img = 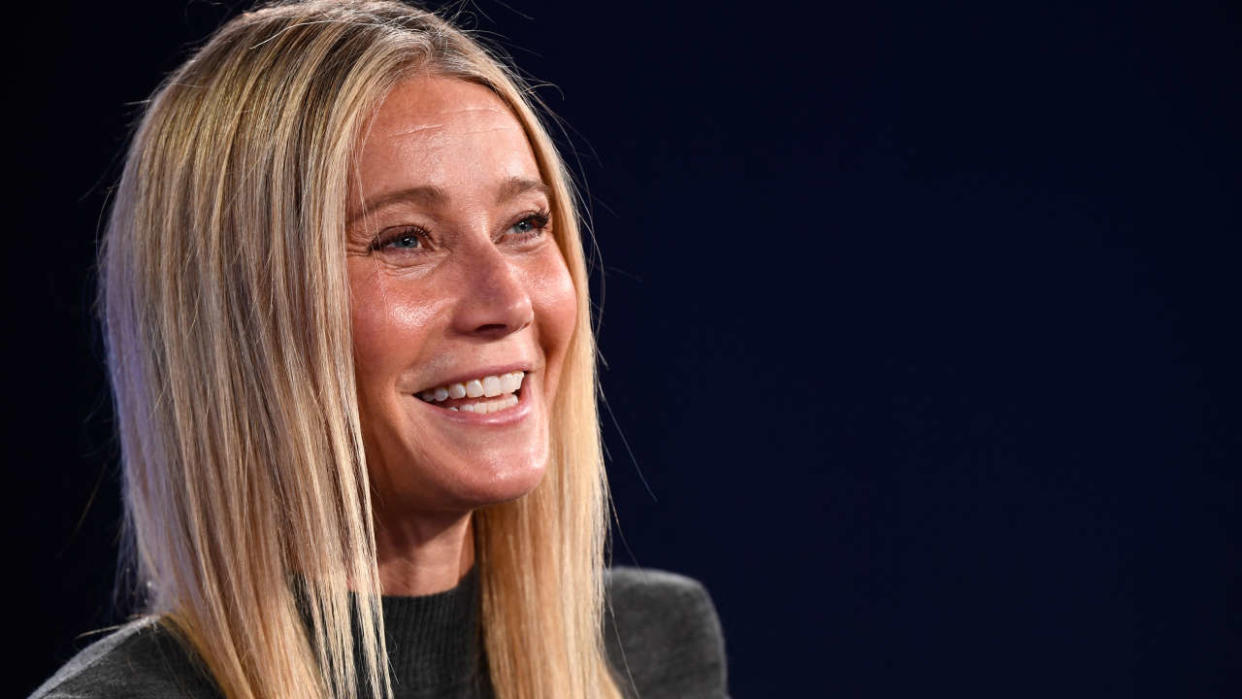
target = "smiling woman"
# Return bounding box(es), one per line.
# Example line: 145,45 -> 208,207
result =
29,2 -> 726,699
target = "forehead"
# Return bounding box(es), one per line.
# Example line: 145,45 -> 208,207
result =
355,75 -> 540,196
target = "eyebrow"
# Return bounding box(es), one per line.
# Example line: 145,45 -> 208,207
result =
348,176 -> 551,226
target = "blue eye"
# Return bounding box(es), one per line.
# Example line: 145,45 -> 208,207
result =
509,211 -> 551,238
371,227 -> 427,253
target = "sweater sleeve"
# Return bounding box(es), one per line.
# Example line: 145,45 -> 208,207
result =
603,567 -> 730,699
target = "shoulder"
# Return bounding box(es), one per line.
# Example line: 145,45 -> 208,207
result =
30,617 -> 219,699
603,567 -> 729,699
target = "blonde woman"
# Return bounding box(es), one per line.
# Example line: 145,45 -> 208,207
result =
31,1 -> 727,698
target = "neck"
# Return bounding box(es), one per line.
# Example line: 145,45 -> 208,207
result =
374,509 -> 476,596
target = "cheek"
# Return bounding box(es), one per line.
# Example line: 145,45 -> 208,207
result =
531,249 -> 579,392
348,265 -> 441,387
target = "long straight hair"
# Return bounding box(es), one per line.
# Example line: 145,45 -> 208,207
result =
100,2 -> 620,697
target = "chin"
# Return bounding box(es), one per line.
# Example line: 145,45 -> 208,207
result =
449,449 -> 548,509
368,435 -> 552,517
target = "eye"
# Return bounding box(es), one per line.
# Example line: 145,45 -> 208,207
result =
370,227 -> 429,253
388,233 -> 421,249
507,210 -> 551,240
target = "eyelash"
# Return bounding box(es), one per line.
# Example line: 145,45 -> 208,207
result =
368,209 -> 552,254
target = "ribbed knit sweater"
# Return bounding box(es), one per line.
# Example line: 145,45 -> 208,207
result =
30,567 -> 728,699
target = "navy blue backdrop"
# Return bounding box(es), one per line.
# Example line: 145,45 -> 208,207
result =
12,1 -> 1239,696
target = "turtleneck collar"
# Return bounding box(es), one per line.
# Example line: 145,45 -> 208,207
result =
380,564 -> 488,697
295,565 -> 490,698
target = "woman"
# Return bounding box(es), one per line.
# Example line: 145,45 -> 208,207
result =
31,1 -> 726,698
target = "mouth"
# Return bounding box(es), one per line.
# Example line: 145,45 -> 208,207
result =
415,370 -> 527,415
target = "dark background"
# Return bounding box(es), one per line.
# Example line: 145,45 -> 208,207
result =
11,1 -> 1239,696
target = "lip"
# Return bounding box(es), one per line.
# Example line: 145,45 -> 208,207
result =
410,372 -> 534,426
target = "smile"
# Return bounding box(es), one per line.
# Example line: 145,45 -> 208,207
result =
416,370 -> 526,414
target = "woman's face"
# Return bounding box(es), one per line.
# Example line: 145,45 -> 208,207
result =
347,75 -> 576,518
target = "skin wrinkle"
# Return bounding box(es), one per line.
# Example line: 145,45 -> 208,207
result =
386,125 -> 515,138
383,105 -> 511,139
386,123 -> 444,137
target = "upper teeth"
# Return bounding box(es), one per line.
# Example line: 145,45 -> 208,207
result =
419,371 -> 525,403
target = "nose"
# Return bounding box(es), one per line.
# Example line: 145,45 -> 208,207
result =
452,245 -> 534,339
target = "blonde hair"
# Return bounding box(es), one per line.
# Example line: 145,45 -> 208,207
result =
100,1 -> 619,697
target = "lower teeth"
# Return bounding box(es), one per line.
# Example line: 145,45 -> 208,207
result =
449,393 -> 519,414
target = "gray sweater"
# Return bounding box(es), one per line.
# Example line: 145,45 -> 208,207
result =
30,567 -> 728,699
